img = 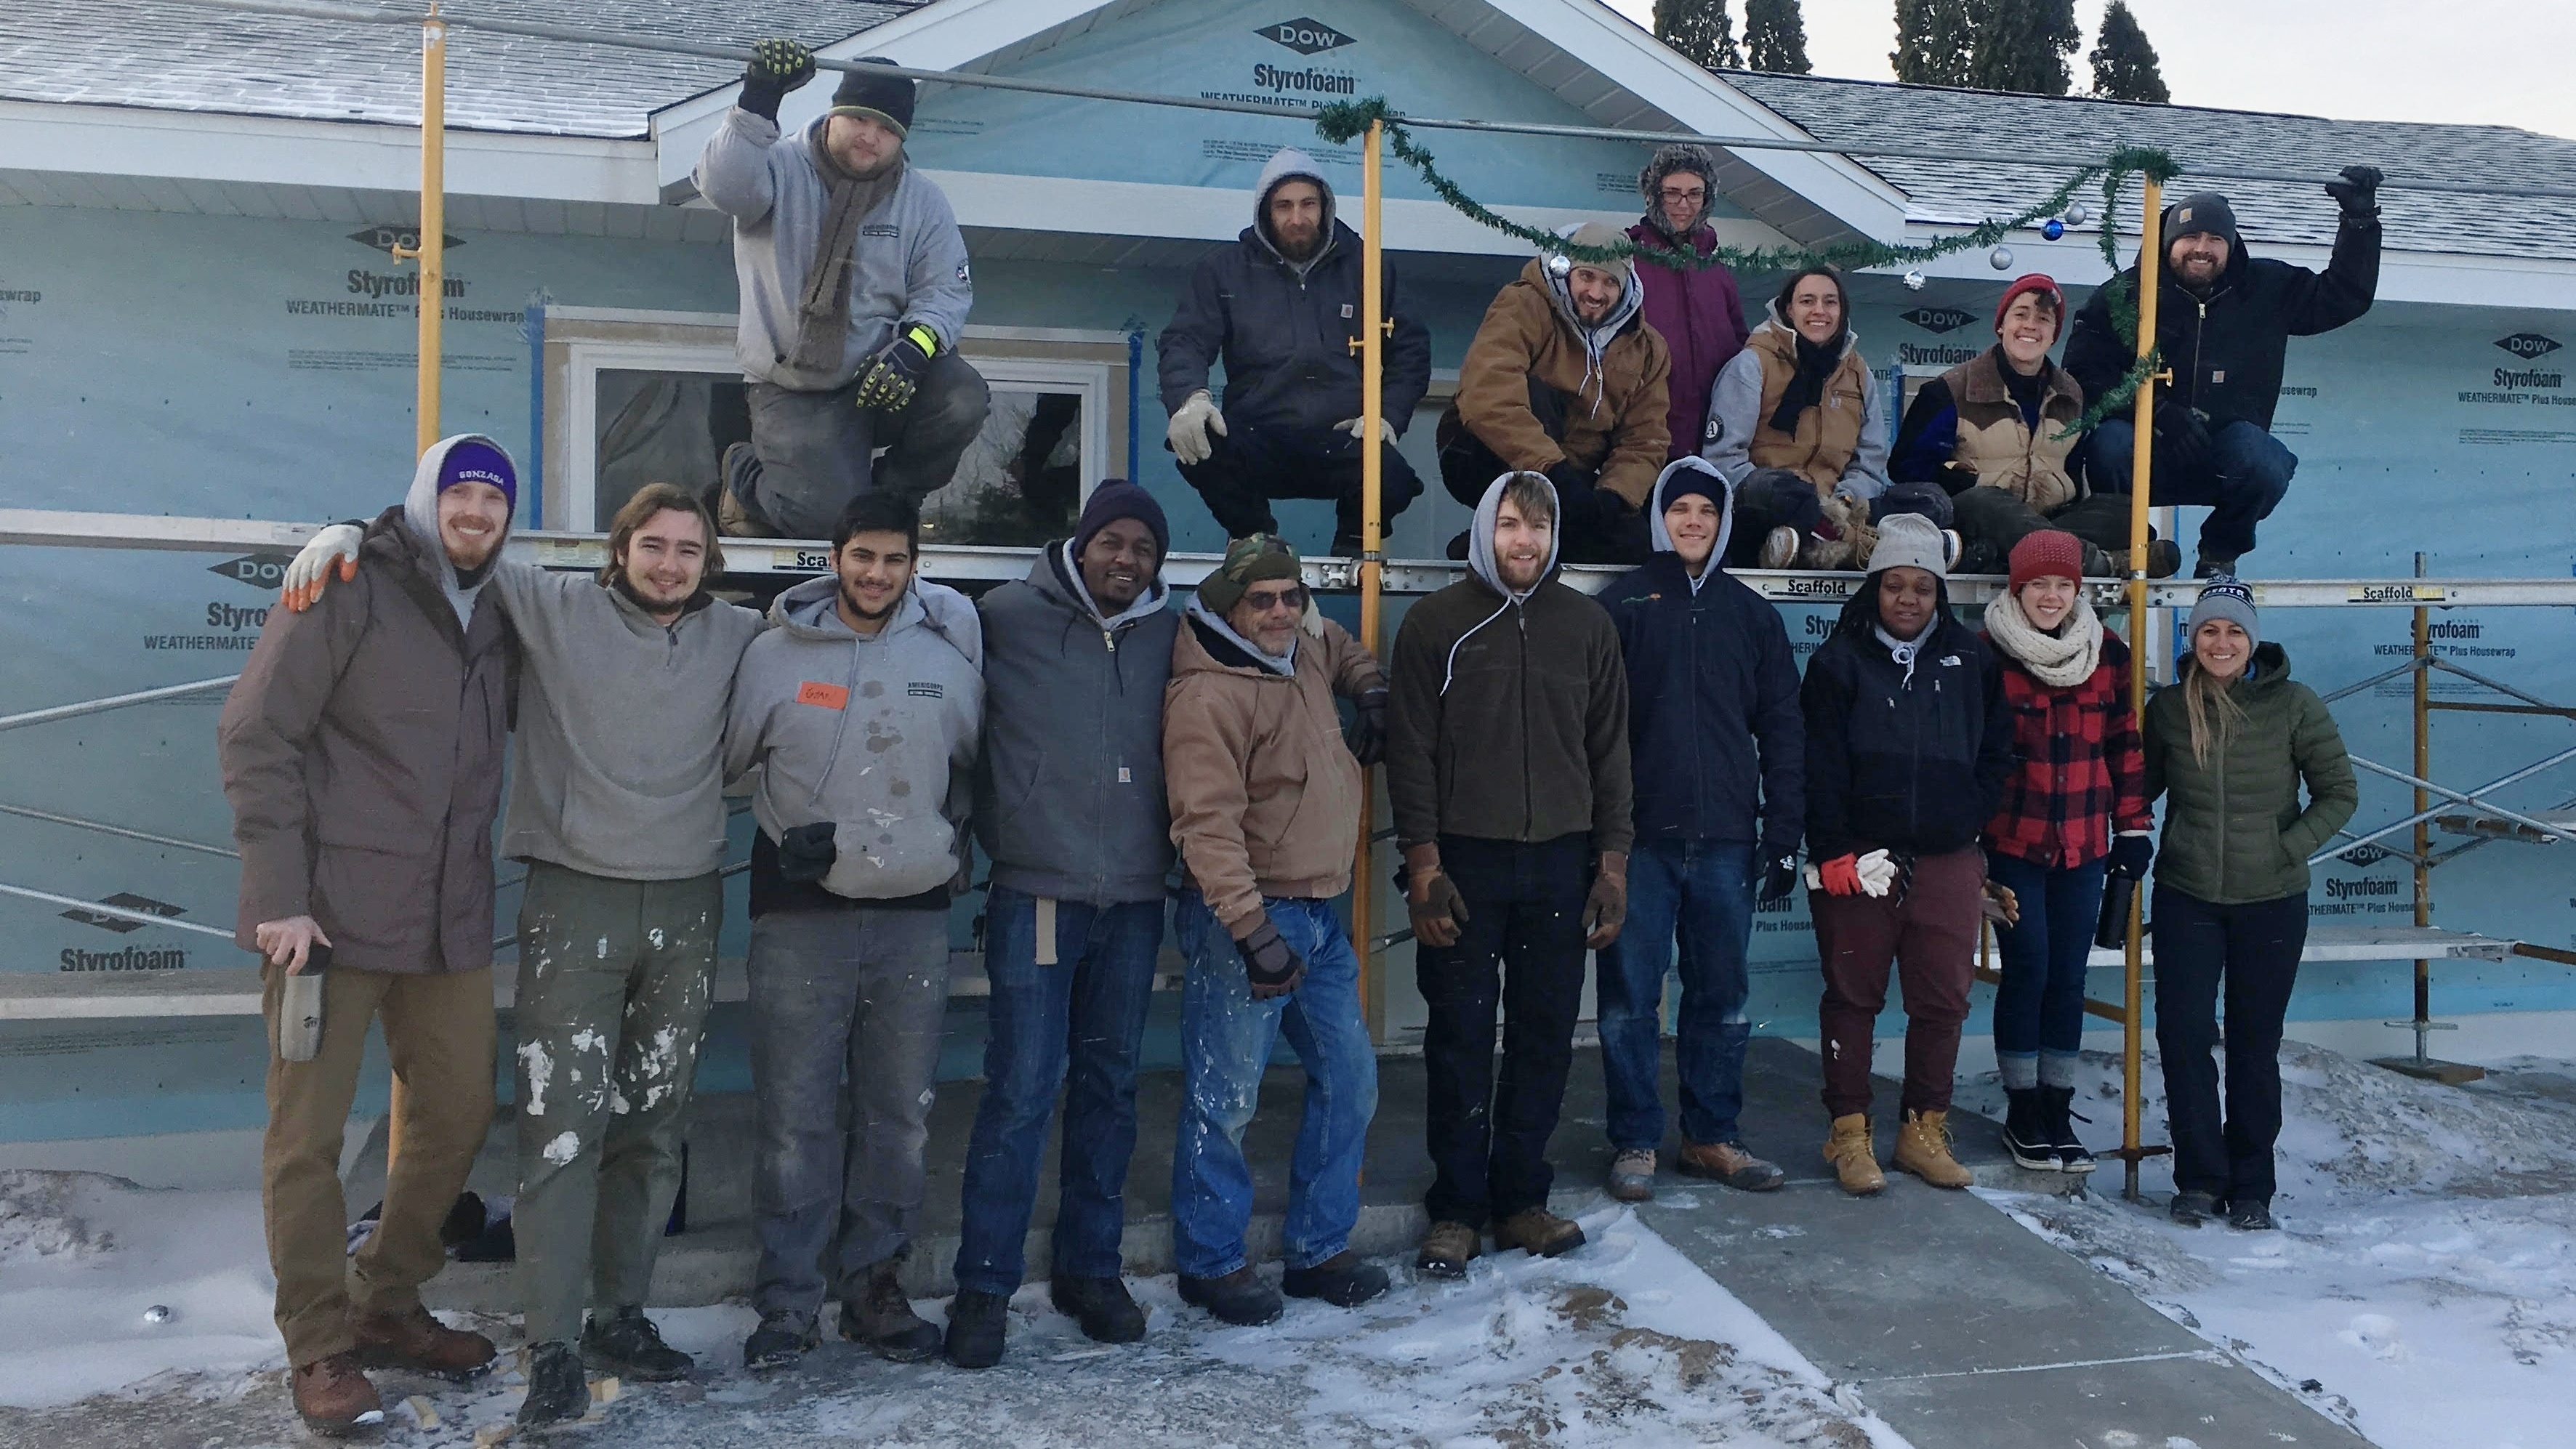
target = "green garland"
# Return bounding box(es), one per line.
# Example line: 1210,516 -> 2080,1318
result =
1312,96 -> 2181,438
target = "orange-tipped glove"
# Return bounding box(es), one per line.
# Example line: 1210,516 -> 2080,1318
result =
279,523 -> 364,611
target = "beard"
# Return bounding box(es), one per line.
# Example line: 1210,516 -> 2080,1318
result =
1271,223 -> 1322,262
840,580 -> 900,622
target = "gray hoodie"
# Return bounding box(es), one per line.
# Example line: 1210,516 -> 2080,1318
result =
724,576 -> 983,900
694,109 -> 974,392
401,434 -> 513,627
489,565 -> 765,881
974,544 -> 1180,905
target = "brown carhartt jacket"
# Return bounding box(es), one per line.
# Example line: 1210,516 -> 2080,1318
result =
1941,349 -> 2085,514
1444,257 -> 1672,510
1741,320 -> 1874,493
219,507 -> 516,973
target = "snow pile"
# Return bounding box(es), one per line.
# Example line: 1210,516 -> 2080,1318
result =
1961,1043 -> 2576,1449
0,1169 -> 112,1264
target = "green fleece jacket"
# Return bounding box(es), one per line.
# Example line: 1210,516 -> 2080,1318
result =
2142,643 -> 2357,905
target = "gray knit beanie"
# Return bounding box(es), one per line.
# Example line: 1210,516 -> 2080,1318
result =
1867,512 -> 1949,580
2186,575 -> 2259,648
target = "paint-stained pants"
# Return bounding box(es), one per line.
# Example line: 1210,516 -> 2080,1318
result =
746,906 -> 951,1320
510,863 -> 720,1344
737,352 -> 993,538
1811,846 -> 1984,1118
261,963 -> 495,1368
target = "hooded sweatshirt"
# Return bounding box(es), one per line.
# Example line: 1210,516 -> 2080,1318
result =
723,576 -> 983,912
1703,302 -> 1890,501
218,437 -> 518,973
1597,459 -> 1805,855
974,543 -> 1180,905
694,109 -> 974,392
1445,250 -> 1672,512
1156,146 -> 1431,435
1386,473 -> 1633,854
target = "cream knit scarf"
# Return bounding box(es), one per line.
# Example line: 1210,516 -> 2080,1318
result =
1984,589 -> 2103,687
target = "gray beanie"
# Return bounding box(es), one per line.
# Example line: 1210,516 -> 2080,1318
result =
2187,576 -> 2259,648
1867,512 -> 1949,580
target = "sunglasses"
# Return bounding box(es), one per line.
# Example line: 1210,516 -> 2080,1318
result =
1242,584 -> 1309,614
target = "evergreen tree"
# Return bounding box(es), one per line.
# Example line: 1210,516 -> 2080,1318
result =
1966,0 -> 2081,95
1891,0 -> 1974,87
2089,1 -> 2171,102
1742,0 -> 1812,73
1655,0 -> 1742,70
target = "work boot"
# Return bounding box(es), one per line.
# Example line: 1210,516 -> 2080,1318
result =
1676,1140 -> 1787,1192
2193,550 -> 2238,580
943,1291 -> 1009,1370
1050,1275 -> 1147,1344
1444,529 -> 1471,561
1416,1220 -> 1481,1280
2145,538 -> 2183,578
2002,1087 -> 2057,1171
2168,1190 -> 2219,1227
1177,1266 -> 1282,1327
1893,1108 -> 1974,1189
840,1259 -> 943,1363
1939,528 -> 1965,571
741,1311 -> 818,1371
1493,1208 -> 1585,1259
580,1305 -> 693,1383
291,1351 -> 384,1437
1281,1251 -> 1391,1308
1822,1113 -> 1885,1196
2226,1197 -> 2277,1232
2039,1086 -> 2097,1174
1606,1147 -> 1657,1202
1758,525 -> 1800,570
515,1340 -> 590,1433
351,1302 -> 496,1380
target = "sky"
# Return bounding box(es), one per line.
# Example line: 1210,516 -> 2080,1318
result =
1601,0 -> 2576,140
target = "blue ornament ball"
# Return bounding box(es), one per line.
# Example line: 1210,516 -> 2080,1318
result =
2042,219 -> 2066,241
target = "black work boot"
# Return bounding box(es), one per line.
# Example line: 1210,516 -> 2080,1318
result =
2226,1197 -> 2277,1231
1178,1266 -> 1282,1327
1280,1251 -> 1390,1308
2169,1190 -> 2220,1227
741,1311 -> 818,1371
943,1291 -> 1010,1370
1050,1275 -> 1147,1344
580,1306 -> 693,1383
2002,1086 -> 2056,1171
840,1259 -> 943,1363
515,1340 -> 590,1432
2039,1086 -> 2097,1174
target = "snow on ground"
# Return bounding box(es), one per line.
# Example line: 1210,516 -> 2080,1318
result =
1959,1043 -> 2576,1449
0,1191 -> 1910,1448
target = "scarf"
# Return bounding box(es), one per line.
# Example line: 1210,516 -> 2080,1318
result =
1768,329 -> 1847,435
789,132 -> 908,379
1984,590 -> 2104,688
1874,623 -> 1925,688
1997,351 -> 2051,430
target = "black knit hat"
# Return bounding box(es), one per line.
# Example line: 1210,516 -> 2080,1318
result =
829,56 -> 914,136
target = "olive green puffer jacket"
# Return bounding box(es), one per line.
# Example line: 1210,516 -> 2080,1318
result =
2142,643 -> 2357,905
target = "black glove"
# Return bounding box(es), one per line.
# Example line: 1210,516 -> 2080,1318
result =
1935,460 -> 1980,497
1346,688 -> 1388,767
2154,398 -> 2213,470
1236,917 -> 1307,1000
1545,461 -> 1598,506
1754,853 -> 1799,905
855,330 -> 934,413
2325,164 -> 2383,221
738,39 -> 816,122
2108,833 -> 2155,881
778,821 -> 837,884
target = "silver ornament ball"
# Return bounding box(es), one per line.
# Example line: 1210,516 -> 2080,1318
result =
1902,269 -> 1928,291
2064,202 -> 2090,227
142,1304 -> 172,1325
1989,246 -> 2015,271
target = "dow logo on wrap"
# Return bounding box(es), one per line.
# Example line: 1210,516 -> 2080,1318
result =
1256,17 -> 1354,54
347,226 -> 465,255
209,554 -> 294,592
2495,333 -> 2563,360
1901,307 -> 1976,335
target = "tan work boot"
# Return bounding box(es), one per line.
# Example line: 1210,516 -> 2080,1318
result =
291,1351 -> 384,1437
1676,1140 -> 1787,1192
1892,1108 -> 1974,1190
1606,1147 -> 1658,1202
1493,1208 -> 1585,1259
717,480 -> 780,538
352,1302 -> 496,1380
1417,1219 -> 1481,1279
1822,1113 -> 1885,1196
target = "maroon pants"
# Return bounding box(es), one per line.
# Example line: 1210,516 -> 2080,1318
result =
1811,846 -> 1984,1118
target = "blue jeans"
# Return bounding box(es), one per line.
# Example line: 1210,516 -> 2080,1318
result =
1170,892 -> 1377,1279
951,887 -> 1164,1297
1596,839 -> 1755,1151
2085,418 -> 2295,562
1984,852 -> 2108,1092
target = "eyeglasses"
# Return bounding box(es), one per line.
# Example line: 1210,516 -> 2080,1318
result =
1659,185 -> 1707,203
1242,584 -> 1309,614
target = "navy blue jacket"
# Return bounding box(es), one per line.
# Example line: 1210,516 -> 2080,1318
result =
1597,552 -> 1804,858
1800,607 -> 2011,861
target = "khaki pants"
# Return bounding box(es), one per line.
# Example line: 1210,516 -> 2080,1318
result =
261,963 -> 495,1367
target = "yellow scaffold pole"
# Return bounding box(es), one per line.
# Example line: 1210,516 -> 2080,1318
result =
1351,118 -> 1388,1039
2122,176 -> 2166,1203
392,1 -> 446,454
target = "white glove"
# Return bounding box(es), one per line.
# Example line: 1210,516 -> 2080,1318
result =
1335,416 -> 1397,449
281,523 -> 365,611
1167,390 -> 1226,467
1854,848 -> 1898,898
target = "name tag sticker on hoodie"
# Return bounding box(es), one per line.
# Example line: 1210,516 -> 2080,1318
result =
796,681 -> 850,711
907,682 -> 945,699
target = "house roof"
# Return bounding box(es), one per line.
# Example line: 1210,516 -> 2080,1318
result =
1724,70 -> 2576,264
0,0 -> 917,138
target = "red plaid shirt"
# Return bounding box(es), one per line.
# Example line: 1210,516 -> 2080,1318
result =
1982,632 -> 2150,868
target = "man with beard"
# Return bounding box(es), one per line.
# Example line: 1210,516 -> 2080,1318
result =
1159,147 -> 1432,557
1626,145 -> 1750,462
697,41 -> 989,538
220,435 -> 519,1435
273,482 -> 765,1429
1437,225 -> 1670,565
723,493 -> 983,1371
2065,171 -> 2383,576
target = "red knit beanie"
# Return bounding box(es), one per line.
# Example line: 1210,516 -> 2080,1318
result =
2008,529 -> 2085,592
1994,273 -> 2065,334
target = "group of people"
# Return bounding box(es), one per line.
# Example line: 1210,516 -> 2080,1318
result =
212,44 -> 2368,1440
